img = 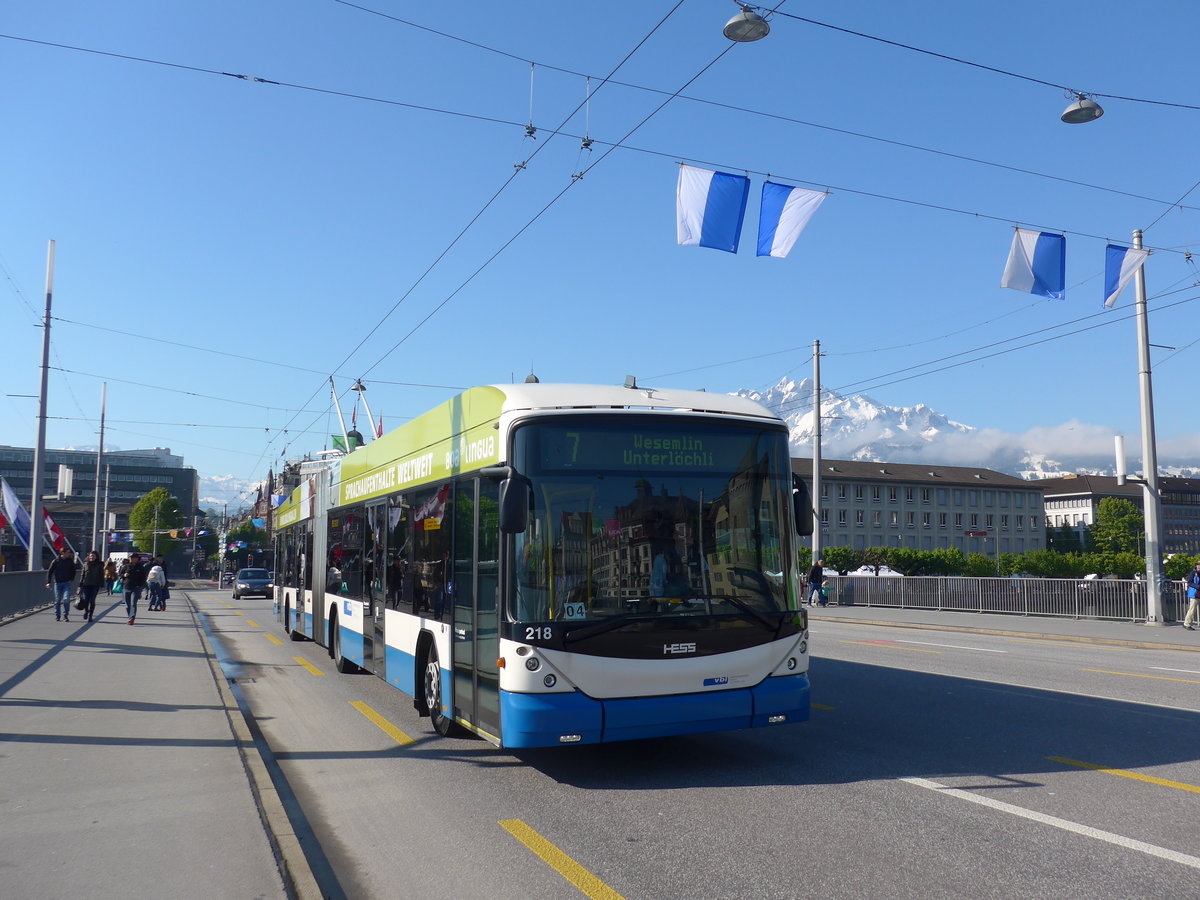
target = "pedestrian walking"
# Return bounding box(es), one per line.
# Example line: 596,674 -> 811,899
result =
1184,563 -> 1200,631
807,559 -> 825,607
79,551 -> 104,622
120,554 -> 148,625
45,547 -> 78,622
147,561 -> 166,611
103,557 -> 118,595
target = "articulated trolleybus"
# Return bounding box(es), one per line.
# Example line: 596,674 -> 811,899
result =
273,381 -> 813,748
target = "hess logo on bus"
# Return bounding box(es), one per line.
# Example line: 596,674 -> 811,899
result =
663,642 -> 697,655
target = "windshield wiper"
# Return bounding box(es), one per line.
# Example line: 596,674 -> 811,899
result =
693,593 -> 783,632
561,613 -> 654,643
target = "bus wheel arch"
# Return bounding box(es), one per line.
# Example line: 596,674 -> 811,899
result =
329,609 -> 358,674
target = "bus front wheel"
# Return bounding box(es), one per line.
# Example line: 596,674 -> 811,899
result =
423,644 -> 460,737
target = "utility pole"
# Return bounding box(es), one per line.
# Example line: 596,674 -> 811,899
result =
1132,229 -> 1165,624
811,339 -> 823,565
28,240 -> 54,571
91,382 -> 106,553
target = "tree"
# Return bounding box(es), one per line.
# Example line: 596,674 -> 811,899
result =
963,552 -> 998,577
129,488 -> 182,557
1089,497 -> 1143,555
822,546 -> 860,575
226,519 -> 270,569
1047,524 -> 1083,554
1165,554 -> 1198,580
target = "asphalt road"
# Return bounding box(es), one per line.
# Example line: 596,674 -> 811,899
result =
194,586 -> 1200,900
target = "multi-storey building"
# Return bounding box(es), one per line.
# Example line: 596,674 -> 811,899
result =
793,457 -> 1045,556
0,445 -> 199,567
1037,473 -> 1200,554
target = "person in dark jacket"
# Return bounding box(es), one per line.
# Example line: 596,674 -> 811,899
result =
79,551 -> 104,622
120,555 -> 149,625
807,559 -> 826,607
46,547 -> 78,622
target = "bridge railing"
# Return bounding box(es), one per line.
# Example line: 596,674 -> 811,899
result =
823,575 -> 1186,623
0,571 -> 54,620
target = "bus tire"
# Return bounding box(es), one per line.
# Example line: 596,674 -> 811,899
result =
424,643 -> 462,737
331,612 -> 358,674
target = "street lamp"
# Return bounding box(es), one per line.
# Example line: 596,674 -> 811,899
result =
723,5 -> 770,42
1061,93 -> 1104,124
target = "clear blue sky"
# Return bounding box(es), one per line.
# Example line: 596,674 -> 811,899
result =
3,1 -> 1198,505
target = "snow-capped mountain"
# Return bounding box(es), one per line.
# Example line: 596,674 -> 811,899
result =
738,378 -> 1199,480
199,474 -> 258,511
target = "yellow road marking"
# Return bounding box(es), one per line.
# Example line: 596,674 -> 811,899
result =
233,611 -> 244,616
838,640 -> 941,654
265,634 -> 282,645
350,700 -> 415,746
1009,638 -> 1126,651
499,819 -> 624,900
1083,668 -> 1200,685
294,656 -> 324,676
812,703 -> 837,711
246,619 -> 259,628
1048,756 -> 1200,795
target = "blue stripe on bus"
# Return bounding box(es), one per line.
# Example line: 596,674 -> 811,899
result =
339,623 -> 364,667
304,611 -> 313,638
385,645 -> 417,695
498,674 -> 810,748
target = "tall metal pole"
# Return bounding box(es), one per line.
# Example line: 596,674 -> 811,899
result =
101,464 -> 111,553
91,382 -> 106,552
28,240 -> 54,571
811,340 -> 822,565
1133,229 -> 1165,623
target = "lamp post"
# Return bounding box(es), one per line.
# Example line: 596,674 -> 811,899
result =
1113,229 -> 1165,624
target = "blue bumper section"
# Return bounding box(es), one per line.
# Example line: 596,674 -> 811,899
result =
498,674 -> 810,748
386,646 -> 417,695
340,624 -> 364,667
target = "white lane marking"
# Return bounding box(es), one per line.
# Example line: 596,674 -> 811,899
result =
1151,667 -> 1200,675
902,776 -> 1200,870
891,640 -> 1006,653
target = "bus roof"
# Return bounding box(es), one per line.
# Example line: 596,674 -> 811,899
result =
486,382 -> 778,421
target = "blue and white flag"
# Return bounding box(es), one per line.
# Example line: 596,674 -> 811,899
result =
1000,228 -> 1065,299
756,182 -> 826,258
1103,244 -> 1149,308
0,476 -> 32,551
676,164 -> 750,253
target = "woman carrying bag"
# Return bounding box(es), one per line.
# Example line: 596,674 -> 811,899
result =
78,551 -> 104,622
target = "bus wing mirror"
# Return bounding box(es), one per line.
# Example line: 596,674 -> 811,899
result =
482,466 -> 530,534
498,478 -> 529,534
792,474 -> 813,536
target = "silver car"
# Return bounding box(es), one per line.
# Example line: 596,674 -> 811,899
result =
233,567 -> 273,600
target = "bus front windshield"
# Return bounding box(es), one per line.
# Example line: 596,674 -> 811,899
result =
508,418 -> 795,624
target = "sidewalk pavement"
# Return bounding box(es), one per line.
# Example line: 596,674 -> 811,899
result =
807,601 -> 1200,652
0,584 -> 310,899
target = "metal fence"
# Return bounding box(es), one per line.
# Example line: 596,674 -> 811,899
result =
0,571 -> 54,620
824,575 -> 1187,623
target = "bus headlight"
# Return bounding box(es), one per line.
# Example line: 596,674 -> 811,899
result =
786,657 -> 798,671
798,640 -> 808,655
543,674 -> 556,688
525,657 -> 541,671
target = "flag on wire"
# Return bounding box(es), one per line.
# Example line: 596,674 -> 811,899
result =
0,476 -> 33,551
756,182 -> 826,258
1103,244 -> 1149,308
1000,228 -> 1066,299
676,164 -> 751,253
